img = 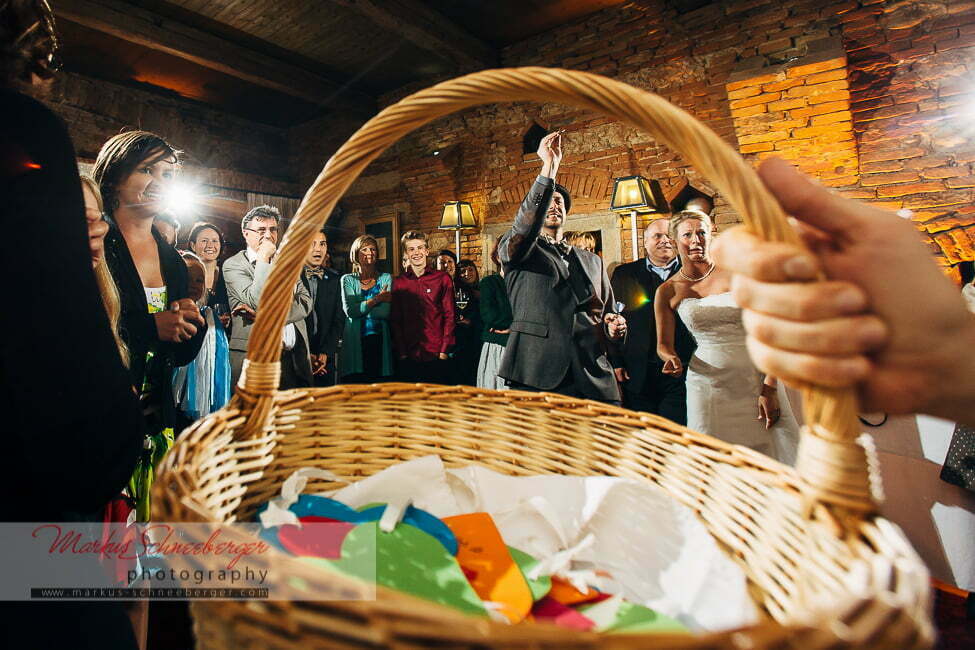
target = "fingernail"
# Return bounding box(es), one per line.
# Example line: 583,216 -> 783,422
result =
782,255 -> 816,280
835,289 -> 865,313
858,321 -> 887,349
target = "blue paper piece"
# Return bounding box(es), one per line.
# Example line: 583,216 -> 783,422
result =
256,496 -> 457,556
256,495 -> 369,551
358,504 -> 458,556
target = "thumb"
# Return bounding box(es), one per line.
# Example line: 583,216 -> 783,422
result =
758,157 -> 868,235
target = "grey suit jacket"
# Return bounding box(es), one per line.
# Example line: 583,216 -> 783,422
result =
222,249 -> 313,368
498,175 -> 621,402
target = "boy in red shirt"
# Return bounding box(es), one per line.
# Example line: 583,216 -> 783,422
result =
391,230 -> 455,383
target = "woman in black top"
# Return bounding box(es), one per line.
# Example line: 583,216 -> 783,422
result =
93,131 -> 206,521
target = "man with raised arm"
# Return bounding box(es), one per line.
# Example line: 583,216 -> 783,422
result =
498,131 -> 627,404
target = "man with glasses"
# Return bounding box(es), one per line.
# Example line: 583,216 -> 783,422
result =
223,205 -> 313,388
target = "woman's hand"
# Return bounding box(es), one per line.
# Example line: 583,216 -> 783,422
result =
155,299 -> 205,342
661,354 -> 683,376
758,384 -> 781,429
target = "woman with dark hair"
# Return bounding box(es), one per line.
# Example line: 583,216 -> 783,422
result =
93,130 -> 207,521
477,242 -> 513,389
340,234 -> 393,382
452,259 -> 483,385
477,239 -> 514,390
187,221 -> 231,323
1,2 -> 143,647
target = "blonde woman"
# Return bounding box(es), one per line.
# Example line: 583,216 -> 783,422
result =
655,210 -> 799,465
340,235 -> 393,382
80,175 -> 127,364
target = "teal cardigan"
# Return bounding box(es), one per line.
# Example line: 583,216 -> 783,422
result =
339,272 -> 393,378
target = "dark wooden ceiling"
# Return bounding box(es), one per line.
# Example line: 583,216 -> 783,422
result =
53,0 -> 632,127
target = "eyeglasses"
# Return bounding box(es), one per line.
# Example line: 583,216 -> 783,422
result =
244,227 -> 279,236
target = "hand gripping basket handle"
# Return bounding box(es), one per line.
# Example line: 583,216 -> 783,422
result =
236,67 -> 878,522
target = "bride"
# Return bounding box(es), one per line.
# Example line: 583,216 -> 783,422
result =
654,211 -> 799,465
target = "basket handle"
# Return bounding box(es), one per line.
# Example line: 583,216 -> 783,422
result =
236,67 -> 877,522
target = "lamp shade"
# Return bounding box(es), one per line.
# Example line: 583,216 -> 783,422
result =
610,175 -> 668,213
439,201 -> 477,229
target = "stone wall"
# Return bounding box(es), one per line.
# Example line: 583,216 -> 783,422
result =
299,0 -> 975,281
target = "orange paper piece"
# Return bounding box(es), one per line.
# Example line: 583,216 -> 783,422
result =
549,575 -> 605,606
443,513 -> 533,624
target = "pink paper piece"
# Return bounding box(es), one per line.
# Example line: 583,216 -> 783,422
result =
279,516 -> 355,559
531,596 -> 595,631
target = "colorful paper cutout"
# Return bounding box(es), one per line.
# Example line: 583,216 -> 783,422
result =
303,520 -> 487,618
580,596 -> 688,634
278,516 -> 355,559
507,546 -> 552,602
359,504 -> 458,555
442,513 -> 533,624
549,575 -> 606,606
531,595 -> 595,631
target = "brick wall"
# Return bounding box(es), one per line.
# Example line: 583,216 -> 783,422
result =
301,0 -> 975,282
30,70 -> 299,204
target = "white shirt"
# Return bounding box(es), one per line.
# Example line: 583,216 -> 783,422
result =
647,257 -> 679,282
245,248 -> 296,350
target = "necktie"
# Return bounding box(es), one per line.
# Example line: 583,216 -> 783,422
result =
305,266 -> 325,280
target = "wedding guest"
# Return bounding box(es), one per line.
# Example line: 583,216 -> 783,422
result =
392,231 -> 455,383
153,211 -> 179,247
498,131 -> 626,403
93,130 -> 207,521
567,231 -> 597,253
436,248 -> 457,279
452,259 -> 483,385
81,175 -> 128,363
941,263 -> 975,491
1,3 -> 143,647
655,210 -> 799,464
304,229 -> 345,386
611,219 -> 694,424
171,251 -> 231,420
187,222 -> 230,328
223,205 -> 313,389
339,235 -> 393,383
477,242 -> 513,389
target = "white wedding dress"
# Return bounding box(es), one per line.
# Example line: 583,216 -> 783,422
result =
677,292 -> 799,465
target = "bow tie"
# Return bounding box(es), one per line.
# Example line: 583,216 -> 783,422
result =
539,235 -> 570,256
304,267 -> 325,280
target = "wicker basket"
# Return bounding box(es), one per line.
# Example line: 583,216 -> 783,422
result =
154,67 -> 934,649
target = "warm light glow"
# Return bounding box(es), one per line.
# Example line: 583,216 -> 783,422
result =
439,201 -> 477,229
610,175 -> 666,213
164,181 -> 201,216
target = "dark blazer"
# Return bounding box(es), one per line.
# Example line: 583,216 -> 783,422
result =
300,266 -> 344,356
498,174 -> 621,402
104,222 -> 207,430
611,258 -> 696,393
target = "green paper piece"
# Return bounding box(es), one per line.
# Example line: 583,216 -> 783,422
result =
507,545 -> 552,602
302,521 -> 487,618
580,598 -> 688,634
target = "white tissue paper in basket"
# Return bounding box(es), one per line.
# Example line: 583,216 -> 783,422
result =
324,455 -> 758,632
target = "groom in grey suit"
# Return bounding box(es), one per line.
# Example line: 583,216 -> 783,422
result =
223,205 -> 313,389
499,131 -> 627,404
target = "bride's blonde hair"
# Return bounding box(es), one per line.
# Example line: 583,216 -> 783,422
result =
80,175 -> 128,366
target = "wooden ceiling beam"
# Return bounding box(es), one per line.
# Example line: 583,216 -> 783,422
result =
330,0 -> 497,70
55,0 -> 376,115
